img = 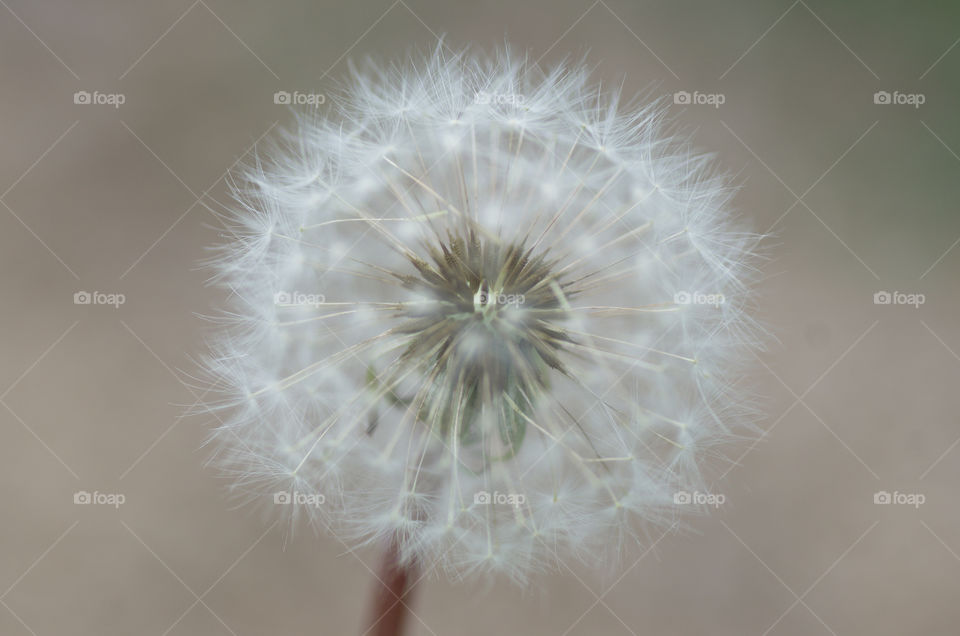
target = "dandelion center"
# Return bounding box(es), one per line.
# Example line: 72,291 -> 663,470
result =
373,228 -> 575,452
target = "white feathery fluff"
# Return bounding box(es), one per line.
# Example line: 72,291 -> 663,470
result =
202,44 -> 763,582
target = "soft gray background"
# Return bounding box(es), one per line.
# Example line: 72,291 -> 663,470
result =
1,1 -> 958,634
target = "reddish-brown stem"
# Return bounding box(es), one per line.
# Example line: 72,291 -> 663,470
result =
364,537 -> 418,636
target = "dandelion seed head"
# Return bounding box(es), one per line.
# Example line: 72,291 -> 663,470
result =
203,43 -> 763,581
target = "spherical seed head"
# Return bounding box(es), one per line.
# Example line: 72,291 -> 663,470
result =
204,44 -> 763,581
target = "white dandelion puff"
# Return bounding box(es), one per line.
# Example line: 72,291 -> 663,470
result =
201,44 -> 763,582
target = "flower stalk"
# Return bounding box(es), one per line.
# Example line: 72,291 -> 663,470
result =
365,538 -> 418,636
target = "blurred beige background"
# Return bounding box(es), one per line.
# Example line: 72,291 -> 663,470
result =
2,1 -> 959,634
